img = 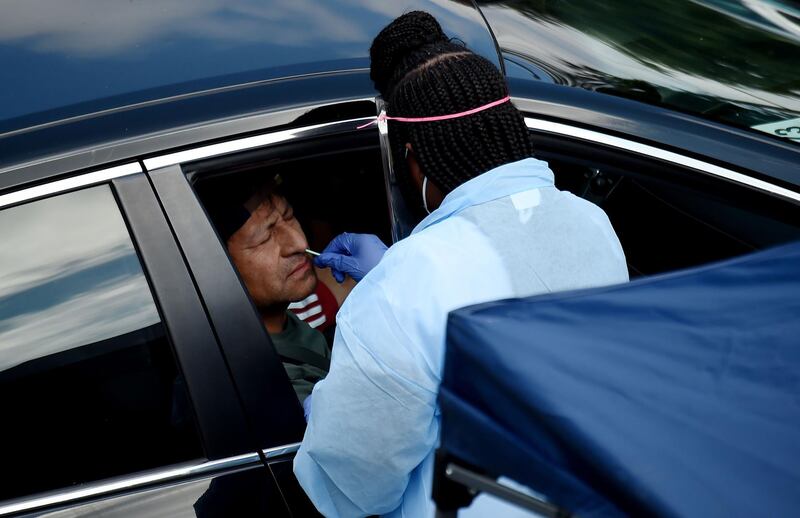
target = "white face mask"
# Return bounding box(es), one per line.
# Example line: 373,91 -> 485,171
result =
422,176 -> 431,214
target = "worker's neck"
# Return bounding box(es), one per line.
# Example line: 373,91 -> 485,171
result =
261,304 -> 290,334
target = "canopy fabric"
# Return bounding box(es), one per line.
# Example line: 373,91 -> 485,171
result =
439,241 -> 800,518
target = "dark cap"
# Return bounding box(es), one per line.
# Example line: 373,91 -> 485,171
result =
203,174 -> 281,244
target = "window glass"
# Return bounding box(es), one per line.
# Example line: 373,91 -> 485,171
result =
0,185 -> 203,501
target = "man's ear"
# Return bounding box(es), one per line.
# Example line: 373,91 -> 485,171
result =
405,143 -> 424,192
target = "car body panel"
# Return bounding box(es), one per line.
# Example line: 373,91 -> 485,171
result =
0,0 -> 499,173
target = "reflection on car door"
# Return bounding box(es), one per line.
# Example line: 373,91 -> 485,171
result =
0,170 -> 289,516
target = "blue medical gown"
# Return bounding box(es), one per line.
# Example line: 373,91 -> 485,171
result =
294,158 -> 630,517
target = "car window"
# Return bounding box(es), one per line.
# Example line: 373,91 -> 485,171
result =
190,144 -> 390,405
0,185 -> 203,502
529,139 -> 800,277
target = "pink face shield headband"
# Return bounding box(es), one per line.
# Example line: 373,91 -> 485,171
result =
356,95 -> 511,129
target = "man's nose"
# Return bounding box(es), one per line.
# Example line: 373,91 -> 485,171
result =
279,223 -> 308,255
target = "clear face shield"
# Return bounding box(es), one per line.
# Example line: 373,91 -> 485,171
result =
373,97 -> 418,242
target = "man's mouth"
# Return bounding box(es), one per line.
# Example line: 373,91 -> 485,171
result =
288,257 -> 311,277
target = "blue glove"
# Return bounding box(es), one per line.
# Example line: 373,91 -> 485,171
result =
314,232 -> 388,282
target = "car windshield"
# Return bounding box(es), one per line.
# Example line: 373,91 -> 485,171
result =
481,0 -> 800,145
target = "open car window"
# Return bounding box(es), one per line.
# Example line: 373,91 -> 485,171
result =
142,106 -> 388,446
524,119 -> 800,277
191,145 -> 391,395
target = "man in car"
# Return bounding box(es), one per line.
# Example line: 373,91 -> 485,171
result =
209,177 -> 331,405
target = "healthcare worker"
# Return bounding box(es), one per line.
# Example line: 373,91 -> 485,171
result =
294,11 -> 629,518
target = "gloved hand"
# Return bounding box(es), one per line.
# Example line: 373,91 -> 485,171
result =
314,232 -> 388,282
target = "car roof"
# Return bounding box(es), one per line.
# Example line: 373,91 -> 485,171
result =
0,0 -> 500,172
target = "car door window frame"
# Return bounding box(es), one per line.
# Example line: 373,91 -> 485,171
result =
141,107 -> 381,449
521,115 -> 800,204
508,78 -> 800,190
113,172 -> 255,458
147,164 -> 307,449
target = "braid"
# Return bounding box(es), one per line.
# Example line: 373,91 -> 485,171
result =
369,11 -> 535,195
369,12 -> 448,98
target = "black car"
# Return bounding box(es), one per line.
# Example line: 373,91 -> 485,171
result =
1,1 -> 799,516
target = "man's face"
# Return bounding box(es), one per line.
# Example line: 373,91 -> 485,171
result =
227,192 -> 316,309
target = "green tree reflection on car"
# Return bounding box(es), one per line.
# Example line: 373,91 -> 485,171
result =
480,0 -> 800,138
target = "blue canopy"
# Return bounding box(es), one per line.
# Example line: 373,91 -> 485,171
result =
439,241 -> 800,517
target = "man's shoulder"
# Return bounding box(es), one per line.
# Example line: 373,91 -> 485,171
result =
276,311 -> 330,358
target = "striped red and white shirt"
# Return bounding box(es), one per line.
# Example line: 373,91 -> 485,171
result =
288,281 -> 338,331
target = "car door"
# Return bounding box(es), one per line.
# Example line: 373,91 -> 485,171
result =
0,165 -> 291,517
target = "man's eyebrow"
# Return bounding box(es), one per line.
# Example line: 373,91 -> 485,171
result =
252,200 -> 290,235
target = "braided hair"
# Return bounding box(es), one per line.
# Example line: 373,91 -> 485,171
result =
369,11 -> 535,195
